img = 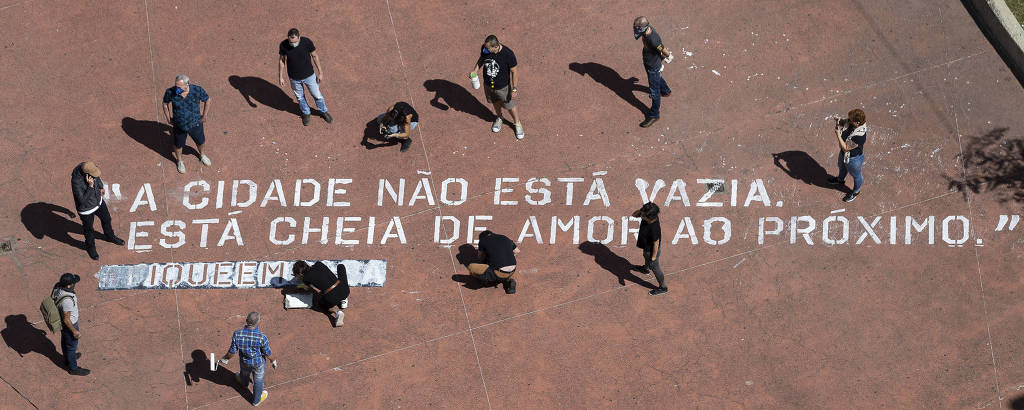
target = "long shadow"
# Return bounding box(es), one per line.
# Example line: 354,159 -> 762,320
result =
569,62 -> 649,114
455,244 -> 477,266
423,79 -> 493,122
360,117 -> 398,150
946,127 -> 1024,204
772,151 -> 850,193
21,202 -> 85,250
183,349 -> 250,398
578,242 -> 656,289
121,117 -> 197,162
2,314 -> 64,369
227,75 -> 299,115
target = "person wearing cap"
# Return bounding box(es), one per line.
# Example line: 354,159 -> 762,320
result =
71,161 -> 124,260
162,74 -> 212,174
633,16 -> 674,128
291,261 -> 350,327
218,312 -> 276,407
53,273 -> 90,376
467,230 -> 520,294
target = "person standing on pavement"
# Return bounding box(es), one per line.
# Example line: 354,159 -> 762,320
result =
467,230 -> 520,294
162,74 -> 212,174
634,16 -> 674,128
377,102 -> 420,152
218,312 -> 277,407
71,161 -> 124,260
279,28 -> 332,126
828,109 -> 869,202
470,35 -> 524,139
633,202 -> 668,295
291,261 -> 350,327
53,273 -> 90,376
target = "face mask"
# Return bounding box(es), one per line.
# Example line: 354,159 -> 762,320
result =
290,41 -> 299,48
481,46 -> 490,55
176,87 -> 185,94
633,25 -> 648,39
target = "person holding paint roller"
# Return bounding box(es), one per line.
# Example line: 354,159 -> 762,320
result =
469,35 -> 525,139
292,260 -> 350,327
218,312 -> 276,406
634,16 -> 674,128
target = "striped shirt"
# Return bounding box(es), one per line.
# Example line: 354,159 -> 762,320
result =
228,326 -> 272,366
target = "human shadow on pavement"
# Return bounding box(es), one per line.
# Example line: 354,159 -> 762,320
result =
423,79 -> 493,122
183,349 -> 250,398
452,244 -> 494,290
569,62 -> 650,115
945,127 -> 1024,204
21,202 -> 85,250
2,314 -> 64,369
360,117 -> 399,150
121,117 -> 198,162
772,151 -> 850,193
578,241 -> 656,289
228,75 -> 299,115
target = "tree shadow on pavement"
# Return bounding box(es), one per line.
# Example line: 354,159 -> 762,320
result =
228,75 -> 299,115
569,62 -> 650,115
423,79 -> 493,122
21,202 -> 85,250
183,349 -> 250,399
772,151 -> 850,193
2,314 -> 64,369
945,127 -> 1024,204
121,117 -> 197,162
578,241 -> 655,289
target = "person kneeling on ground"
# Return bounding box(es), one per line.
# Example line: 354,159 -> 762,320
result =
468,230 -> 520,294
377,102 -> 419,152
292,261 -> 350,327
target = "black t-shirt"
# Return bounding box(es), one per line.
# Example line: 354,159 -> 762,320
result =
477,46 -> 517,90
392,101 -> 419,123
302,261 -> 337,291
479,233 -> 517,268
279,37 -> 317,80
841,125 -> 868,158
642,29 -> 665,71
636,218 -> 662,252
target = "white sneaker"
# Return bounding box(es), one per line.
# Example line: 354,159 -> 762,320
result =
200,154 -> 212,166
254,390 -> 268,406
491,118 -> 503,133
333,311 -> 345,327
176,161 -> 185,174
514,123 -> 525,139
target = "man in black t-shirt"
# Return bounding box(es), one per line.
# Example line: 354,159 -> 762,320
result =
828,109 -> 869,202
469,35 -> 525,140
467,230 -> 520,294
633,202 -> 668,295
278,28 -> 331,126
292,260 -> 350,327
634,16 -> 674,128
377,101 -> 420,152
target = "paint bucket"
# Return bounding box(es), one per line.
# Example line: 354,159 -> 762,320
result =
470,72 -> 480,90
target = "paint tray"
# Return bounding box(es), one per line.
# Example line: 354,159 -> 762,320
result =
284,292 -> 313,309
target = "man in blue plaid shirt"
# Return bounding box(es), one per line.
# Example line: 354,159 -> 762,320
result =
218,312 -> 277,406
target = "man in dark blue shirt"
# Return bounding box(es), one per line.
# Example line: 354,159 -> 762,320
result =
162,74 -> 212,174
634,16 -> 674,128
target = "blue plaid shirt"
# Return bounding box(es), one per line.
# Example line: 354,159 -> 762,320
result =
162,84 -> 209,130
228,326 -> 272,366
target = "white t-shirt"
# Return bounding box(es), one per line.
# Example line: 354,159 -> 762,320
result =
53,288 -> 79,324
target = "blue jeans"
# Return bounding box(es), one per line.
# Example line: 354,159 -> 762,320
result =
375,113 -> 418,135
645,67 -> 671,118
836,153 -> 865,192
290,73 -> 327,115
239,361 -> 266,405
61,322 -> 80,370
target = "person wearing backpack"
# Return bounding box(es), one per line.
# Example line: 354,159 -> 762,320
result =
52,273 -> 89,376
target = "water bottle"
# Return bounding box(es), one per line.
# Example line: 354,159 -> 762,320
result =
470,72 -> 480,89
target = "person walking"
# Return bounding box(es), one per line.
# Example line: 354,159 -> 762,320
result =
828,109 -> 868,202
218,312 -> 276,406
469,35 -> 524,139
53,273 -> 90,375
292,261 -> 350,327
71,161 -> 124,260
633,202 -> 668,295
633,16 -> 674,128
279,28 -> 332,126
376,102 -> 420,152
162,74 -> 212,174
467,230 -> 520,294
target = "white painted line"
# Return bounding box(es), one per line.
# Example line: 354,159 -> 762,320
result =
712,69 -> 721,76
831,208 -> 846,214
95,259 -> 387,290
592,171 -> 608,176
228,210 -> 242,216
417,170 -> 431,175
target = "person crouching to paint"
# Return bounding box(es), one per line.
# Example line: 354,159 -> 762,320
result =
828,109 -> 868,203
377,102 -> 419,152
292,261 -> 350,327
468,230 -> 520,294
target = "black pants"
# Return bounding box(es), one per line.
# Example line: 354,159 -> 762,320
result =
61,322 -> 80,370
79,202 -> 114,250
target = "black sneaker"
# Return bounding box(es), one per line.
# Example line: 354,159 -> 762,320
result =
649,287 -> 668,296
301,114 -> 311,126
322,112 -> 333,124
827,177 -> 842,185
87,247 -> 99,260
634,265 -> 650,274
504,279 -> 517,294
400,138 -> 412,152
69,367 -> 91,376
639,117 -> 659,128
843,191 -> 859,202
107,235 -> 125,246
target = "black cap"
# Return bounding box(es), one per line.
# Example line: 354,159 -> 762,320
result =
59,273 -> 81,287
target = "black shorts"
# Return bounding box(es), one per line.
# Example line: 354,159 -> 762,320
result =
319,282 -> 350,308
479,267 -> 515,284
173,123 -> 206,148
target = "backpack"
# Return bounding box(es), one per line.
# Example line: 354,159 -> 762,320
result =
40,291 -> 72,334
